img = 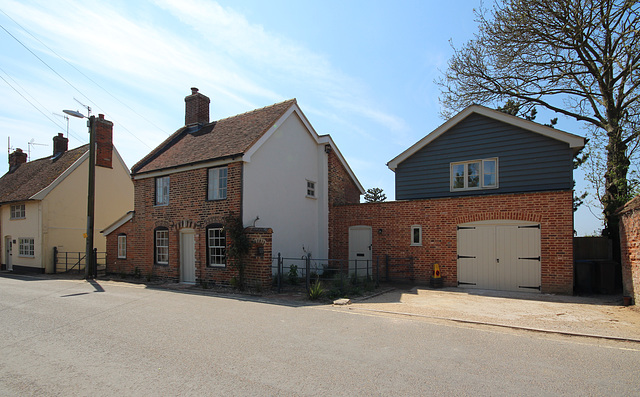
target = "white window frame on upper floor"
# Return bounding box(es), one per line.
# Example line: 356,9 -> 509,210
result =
450,158 -> 499,191
208,166 -> 228,201
155,176 -> 170,206
10,204 -> 25,219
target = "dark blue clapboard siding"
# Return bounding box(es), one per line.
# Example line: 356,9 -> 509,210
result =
395,113 -> 574,200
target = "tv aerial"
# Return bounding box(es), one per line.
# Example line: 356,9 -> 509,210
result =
27,138 -> 47,161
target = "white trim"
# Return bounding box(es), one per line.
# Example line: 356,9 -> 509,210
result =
101,211 -> 134,235
388,104 -> 586,171
410,225 -> 422,246
450,157 -> 499,191
117,234 -> 127,259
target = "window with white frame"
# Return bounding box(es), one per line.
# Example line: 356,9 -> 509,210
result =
117,234 -> 127,259
10,204 -> 25,219
155,176 -> 170,205
306,180 -> 316,198
451,158 -> 498,191
208,167 -> 228,200
411,225 -> 422,246
207,224 -> 226,267
155,228 -> 169,264
18,238 -> 34,257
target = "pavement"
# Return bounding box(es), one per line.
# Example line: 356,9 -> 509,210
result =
5,272 -> 640,342
346,285 -> 640,342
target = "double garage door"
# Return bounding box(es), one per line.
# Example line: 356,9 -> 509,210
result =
457,220 -> 541,293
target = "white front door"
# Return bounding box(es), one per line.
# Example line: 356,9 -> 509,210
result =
180,229 -> 196,284
348,226 -> 372,276
5,236 -> 12,271
457,221 -> 541,292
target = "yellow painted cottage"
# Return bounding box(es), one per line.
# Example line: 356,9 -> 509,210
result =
0,115 -> 133,273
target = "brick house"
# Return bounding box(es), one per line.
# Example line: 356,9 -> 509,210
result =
103,88 -> 363,287
0,117 -> 134,273
618,196 -> 640,304
330,105 -> 585,294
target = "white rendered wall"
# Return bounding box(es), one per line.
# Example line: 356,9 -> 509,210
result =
243,112 -> 328,260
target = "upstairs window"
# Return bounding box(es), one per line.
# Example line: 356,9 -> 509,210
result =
207,224 -> 226,267
10,204 -> 25,219
451,158 -> 498,191
208,167 -> 228,200
156,176 -> 170,206
306,180 -> 316,198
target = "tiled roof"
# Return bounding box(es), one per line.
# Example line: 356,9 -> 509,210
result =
132,99 -> 297,174
618,195 -> 640,215
0,145 -> 88,204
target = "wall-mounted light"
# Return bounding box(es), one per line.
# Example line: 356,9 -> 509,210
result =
378,228 -> 383,235
324,144 -> 332,153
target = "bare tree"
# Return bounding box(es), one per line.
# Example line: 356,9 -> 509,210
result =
438,0 -> 640,237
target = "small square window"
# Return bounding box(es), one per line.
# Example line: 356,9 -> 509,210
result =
306,180 -> 316,198
10,204 -> 25,219
411,225 -> 422,246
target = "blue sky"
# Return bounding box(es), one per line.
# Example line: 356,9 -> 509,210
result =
0,0 -> 601,235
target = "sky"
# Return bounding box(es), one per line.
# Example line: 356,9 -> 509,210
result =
0,0 -> 603,236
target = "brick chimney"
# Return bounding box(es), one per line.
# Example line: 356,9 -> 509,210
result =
9,148 -> 27,172
95,114 -> 113,168
184,87 -> 210,126
53,133 -> 69,157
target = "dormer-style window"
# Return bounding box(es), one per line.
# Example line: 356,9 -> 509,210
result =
208,167 -> 227,200
10,204 -> 25,219
156,176 -> 170,206
451,158 -> 498,191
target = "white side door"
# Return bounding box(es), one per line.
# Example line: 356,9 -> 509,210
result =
348,226 -> 372,276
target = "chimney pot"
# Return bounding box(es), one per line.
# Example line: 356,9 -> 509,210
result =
99,114 -> 105,120
191,87 -> 199,94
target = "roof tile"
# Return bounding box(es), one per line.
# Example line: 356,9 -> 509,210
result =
0,145 -> 88,204
133,99 -> 296,174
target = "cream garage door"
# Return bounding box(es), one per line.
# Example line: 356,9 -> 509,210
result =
457,220 -> 541,292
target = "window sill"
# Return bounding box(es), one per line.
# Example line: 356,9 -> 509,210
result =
207,264 -> 226,269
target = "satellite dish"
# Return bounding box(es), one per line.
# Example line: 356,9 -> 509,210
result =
63,109 -> 85,118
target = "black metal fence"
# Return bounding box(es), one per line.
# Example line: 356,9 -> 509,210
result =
272,253 -> 376,294
53,247 -> 107,275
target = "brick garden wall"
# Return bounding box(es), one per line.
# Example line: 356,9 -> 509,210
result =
330,190 -> 574,294
619,197 -> 640,305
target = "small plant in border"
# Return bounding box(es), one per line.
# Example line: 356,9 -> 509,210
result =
288,264 -> 299,285
308,277 -> 325,300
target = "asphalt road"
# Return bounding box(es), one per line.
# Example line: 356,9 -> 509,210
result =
1,274 -> 639,396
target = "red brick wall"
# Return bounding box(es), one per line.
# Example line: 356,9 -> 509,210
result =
105,162 -> 272,286
620,205 -> 640,304
327,150 -> 361,206
330,190 -> 574,294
